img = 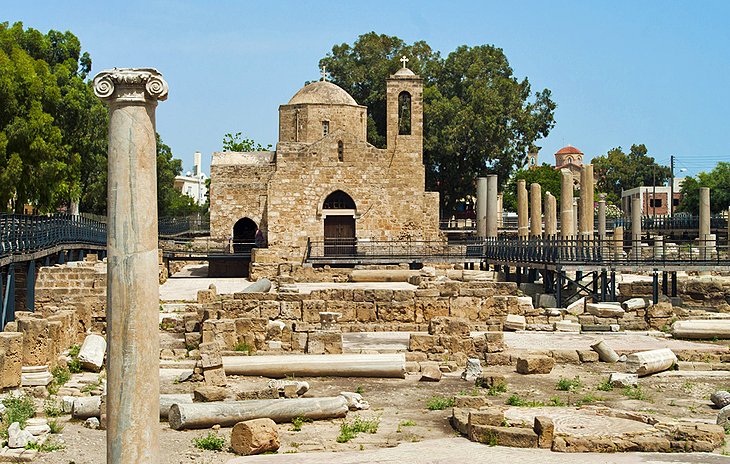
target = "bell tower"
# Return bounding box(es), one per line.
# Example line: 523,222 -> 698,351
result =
386,56 -> 423,156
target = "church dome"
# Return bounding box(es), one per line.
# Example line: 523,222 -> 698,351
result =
287,81 -> 358,106
555,145 -> 583,155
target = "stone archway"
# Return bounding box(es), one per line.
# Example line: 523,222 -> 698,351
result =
232,217 -> 257,254
323,190 -> 356,256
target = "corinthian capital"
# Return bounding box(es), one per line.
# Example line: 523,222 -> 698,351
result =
93,68 -> 168,104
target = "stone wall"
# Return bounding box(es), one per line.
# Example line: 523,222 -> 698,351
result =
619,277 -> 730,312
278,103 -> 367,144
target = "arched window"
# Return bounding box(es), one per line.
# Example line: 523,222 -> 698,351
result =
567,156 -> 573,164
337,141 -> 344,162
398,91 -> 411,135
322,121 -> 330,137
323,190 -> 355,209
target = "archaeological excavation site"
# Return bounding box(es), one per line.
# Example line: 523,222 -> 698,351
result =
1,65 -> 730,464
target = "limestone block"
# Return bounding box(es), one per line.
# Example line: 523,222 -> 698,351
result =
711,391 -> 730,409
461,358 -> 482,381
533,416 -> 554,449
408,334 -> 435,352
475,374 -> 506,389
414,298 -> 449,323
609,372 -> 638,388
199,351 -> 223,369
647,301 -> 674,319
0,333 -> 23,389
231,418 -> 280,456
483,332 -> 504,353
203,367 -> 227,386
193,386 -> 229,402
550,350 -> 580,364
554,320 -> 580,332
717,404 -> 730,427
355,302 -> 376,322
672,319 -> 730,340
428,316 -> 470,336
566,297 -> 585,315
586,303 -> 624,318
306,331 -> 342,355
377,301 -> 415,322
516,356 -> 554,374
279,301 -> 302,320
469,408 -> 504,427
7,422 -> 36,449
503,314 -> 526,331
419,364 -> 442,382
577,350 -> 599,363
469,424 -> 538,448
449,296 -> 480,320
78,334 -> 106,372
451,407 -> 470,435
16,318 -> 51,366
538,294 -> 557,309
439,335 -> 474,355
454,395 -> 491,409
302,300 -> 325,323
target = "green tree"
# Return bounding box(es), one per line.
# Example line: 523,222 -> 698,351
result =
222,132 -> 272,152
319,32 -> 556,216
678,162 -> 730,214
0,21 -> 104,213
591,144 -> 671,205
156,134 -> 200,217
502,163 -> 563,212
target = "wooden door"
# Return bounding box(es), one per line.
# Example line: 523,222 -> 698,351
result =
324,216 -> 355,256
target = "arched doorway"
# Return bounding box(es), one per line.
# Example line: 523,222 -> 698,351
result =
323,190 -> 356,256
232,218 -> 257,254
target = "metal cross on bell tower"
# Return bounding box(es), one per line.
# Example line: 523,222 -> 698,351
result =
400,56 -> 409,68
320,65 -> 328,81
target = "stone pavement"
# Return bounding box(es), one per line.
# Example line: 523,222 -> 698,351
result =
225,437 -> 730,463
295,282 -> 417,294
159,275 -> 251,301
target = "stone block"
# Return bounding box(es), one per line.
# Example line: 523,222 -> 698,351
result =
78,334 -> 106,372
550,349 -> 580,364
377,301 -> 415,322
484,352 -> 513,366
414,297 -> 449,323
279,301 -> 302,320
468,408 -> 504,427
453,395 -> 490,409
577,350 -> 599,363
533,416 -> 554,449
231,418 -> 280,456
586,303 -> 625,318
408,334 -> 435,352
203,367 -> 227,386
306,331 -> 342,354
609,372 -> 638,388
503,314 -> 526,331
483,332 -> 504,353
16,318 -> 51,366
475,374 -> 507,389
451,407 -> 470,435
428,316 -> 470,336
419,364 -> 442,382
193,386 -> 228,402
516,356 -> 554,374
469,425 -> 538,448
439,335 -> 475,355
0,333 -> 23,389
302,300 -> 325,323
449,296 -> 480,320
355,302 -> 376,322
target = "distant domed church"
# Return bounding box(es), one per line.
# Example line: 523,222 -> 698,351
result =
554,145 -> 584,187
209,62 -> 440,275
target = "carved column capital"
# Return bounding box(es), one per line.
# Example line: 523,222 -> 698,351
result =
93,68 -> 168,105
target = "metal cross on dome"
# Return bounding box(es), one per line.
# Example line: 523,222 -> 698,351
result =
320,65 -> 328,81
400,56 -> 409,68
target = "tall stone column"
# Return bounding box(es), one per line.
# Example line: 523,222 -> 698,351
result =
632,196 -> 642,259
476,177 -> 487,237
613,226 -> 624,259
486,175 -> 498,238
699,187 -> 711,260
544,192 -> 557,237
573,199 -> 579,237
497,193 -> 503,227
559,169 -> 573,239
517,180 -> 529,238
579,164 -> 595,238
529,183 -> 542,237
94,68 -> 168,464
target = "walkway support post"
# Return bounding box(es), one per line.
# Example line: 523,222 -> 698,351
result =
476,177 -> 487,237
517,180 -> 529,238
486,175 -> 498,238
559,169 -> 574,239
25,260 -> 35,312
94,67 -> 168,464
699,187 -> 710,261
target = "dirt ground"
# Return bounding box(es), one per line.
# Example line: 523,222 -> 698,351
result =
36,356 -> 730,463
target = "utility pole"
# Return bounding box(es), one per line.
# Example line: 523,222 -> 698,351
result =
669,155 -> 675,217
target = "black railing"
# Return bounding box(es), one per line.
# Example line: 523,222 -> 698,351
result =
307,238 -> 486,261
158,216 -> 210,237
0,214 -> 106,259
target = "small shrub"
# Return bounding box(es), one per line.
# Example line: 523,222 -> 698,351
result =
48,419 -> 64,434
233,343 -> 253,354
290,415 -> 312,432
505,395 -> 544,407
426,396 -> 454,411
25,438 -> 65,452
67,358 -> 82,374
556,376 -> 582,392
68,345 -> 81,358
51,366 -> 71,386
487,383 -> 507,396
354,386 -> 364,395
458,387 -> 480,397
597,380 -> 614,392
575,394 -> 601,406
3,395 -> 36,427
81,380 -> 102,394
397,420 -> 416,433
623,386 -> 648,401
548,396 -> 565,407
193,432 -> 225,451
43,399 -> 64,418
336,416 -> 380,443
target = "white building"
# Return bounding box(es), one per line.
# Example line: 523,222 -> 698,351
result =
174,151 -> 208,206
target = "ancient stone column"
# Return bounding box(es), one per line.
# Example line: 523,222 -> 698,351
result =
94,68 -> 168,464
613,226 -> 624,259
497,193 -> 503,227
699,187 -> 711,260
517,179 -> 529,238
573,199 -> 579,236
476,177 -> 487,237
529,183 -> 542,237
653,235 -> 664,259
559,169 -> 573,239
544,192 -> 557,238
632,197 -> 642,259
579,164 -> 595,238
486,175 -> 498,238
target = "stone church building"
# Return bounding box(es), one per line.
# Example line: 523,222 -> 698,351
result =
209,63 -> 440,266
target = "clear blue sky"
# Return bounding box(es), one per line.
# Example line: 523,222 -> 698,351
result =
5,1 -> 729,178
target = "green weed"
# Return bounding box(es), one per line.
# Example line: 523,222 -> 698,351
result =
354,385 -> 364,395
486,383 -> 507,396
336,416 -> 380,443
3,395 -> 36,428
48,419 -> 64,434
43,399 -> 64,418
556,376 -> 582,392
397,420 -> 416,433
193,432 -> 225,451
67,358 -> 82,374
426,396 -> 454,411
233,343 -> 253,354
623,386 -> 648,401
506,395 -> 545,407
68,345 -> 81,358
290,415 -> 312,432
597,380 -> 614,391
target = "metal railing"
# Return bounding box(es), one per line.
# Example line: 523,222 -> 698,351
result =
306,238 -> 486,261
0,214 -> 106,259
